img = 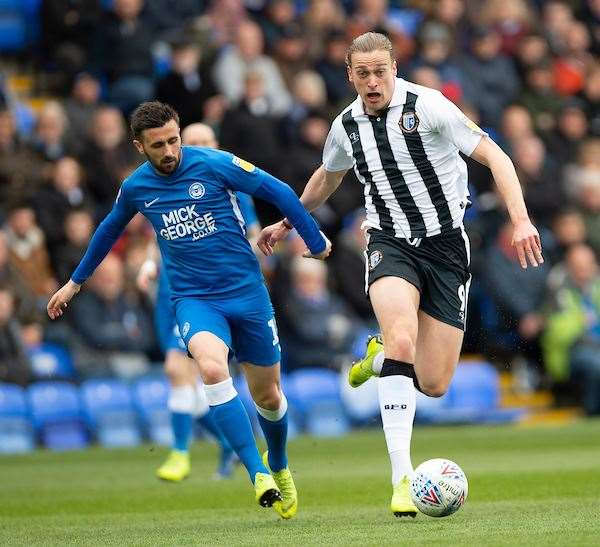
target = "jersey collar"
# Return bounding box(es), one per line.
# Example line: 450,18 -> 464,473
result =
350,78 -> 408,118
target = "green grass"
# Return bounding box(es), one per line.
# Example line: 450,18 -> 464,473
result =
1,420 -> 600,546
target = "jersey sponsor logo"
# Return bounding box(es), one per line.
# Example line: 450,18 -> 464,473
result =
189,182 -> 205,199
348,131 -> 360,143
159,205 -> 218,241
181,322 -> 190,338
369,250 -> 383,271
144,197 -> 160,208
232,156 -> 256,173
400,111 -> 419,133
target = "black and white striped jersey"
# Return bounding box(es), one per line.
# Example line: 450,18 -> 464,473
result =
323,78 -> 486,239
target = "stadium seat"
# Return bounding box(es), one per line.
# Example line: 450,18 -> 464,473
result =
29,343 -> 76,380
81,379 -> 141,448
287,368 -> 350,437
0,383 -> 34,453
0,14 -> 26,51
131,375 -> 172,446
27,382 -> 88,451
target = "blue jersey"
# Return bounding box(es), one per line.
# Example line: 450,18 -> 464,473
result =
72,146 -> 325,299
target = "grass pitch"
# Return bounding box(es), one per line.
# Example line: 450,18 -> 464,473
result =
1,420 -> 600,546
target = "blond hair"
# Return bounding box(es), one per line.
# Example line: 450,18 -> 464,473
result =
345,32 -> 394,66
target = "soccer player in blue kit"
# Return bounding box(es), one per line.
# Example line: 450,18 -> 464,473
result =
137,122 -> 261,482
47,102 -> 331,518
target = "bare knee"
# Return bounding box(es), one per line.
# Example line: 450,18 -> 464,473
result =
385,329 -> 416,362
164,353 -> 190,384
252,384 -> 282,411
197,356 -> 228,384
419,380 -> 449,398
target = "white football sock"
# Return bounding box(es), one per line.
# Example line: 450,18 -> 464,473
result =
168,385 -> 196,414
372,351 -> 384,375
194,383 -> 210,417
378,375 -> 416,486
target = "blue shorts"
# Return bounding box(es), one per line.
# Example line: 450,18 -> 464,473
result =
173,284 -> 281,366
155,290 -> 186,354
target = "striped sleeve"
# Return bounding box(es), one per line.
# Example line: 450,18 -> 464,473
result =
425,91 -> 487,156
322,116 -> 354,172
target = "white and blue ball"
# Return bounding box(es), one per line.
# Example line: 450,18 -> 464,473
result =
410,459 -> 468,517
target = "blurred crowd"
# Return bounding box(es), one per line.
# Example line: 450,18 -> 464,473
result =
1,0 -> 600,414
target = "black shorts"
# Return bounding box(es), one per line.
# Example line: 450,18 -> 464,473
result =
365,227 -> 472,330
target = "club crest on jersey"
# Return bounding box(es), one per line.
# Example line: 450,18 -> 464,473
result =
189,182 -> 205,199
232,156 -> 256,173
369,250 -> 383,271
400,111 -> 419,133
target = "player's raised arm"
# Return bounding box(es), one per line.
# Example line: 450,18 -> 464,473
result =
211,152 -> 331,259
47,184 -> 137,319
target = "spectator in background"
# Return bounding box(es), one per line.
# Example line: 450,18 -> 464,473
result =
30,101 -> 73,166
213,19 -> 291,116
273,24 -> 311,91
143,0 -> 202,43
78,106 -> 138,217
53,209 -> 94,284
70,253 -> 154,376
220,71 -> 282,179
514,33 -> 551,80
461,26 -> 520,127
553,22 -> 594,97
0,108 -> 40,207
258,0 -> 297,51
542,244 -> 600,415
156,39 -> 222,129
546,100 -> 590,165
94,0 -> 155,112
331,209 -> 376,323
548,209 -> 588,267
0,232 -> 35,320
542,1 -> 575,55
480,0 -> 532,55
580,64 -> 600,137
302,0 -> 346,61
39,0 -> 101,93
281,70 -> 328,146
315,30 -> 353,107
512,135 -> 564,227
499,104 -> 535,153
519,61 -> 563,133
568,138 -> 600,256
33,157 -> 90,257
63,73 -> 101,147
4,204 -> 57,301
0,287 -> 30,385
410,66 -> 443,91
483,221 -> 549,352
192,0 -> 248,53
279,257 -> 357,372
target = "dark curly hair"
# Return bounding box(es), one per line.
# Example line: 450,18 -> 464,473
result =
130,101 -> 180,139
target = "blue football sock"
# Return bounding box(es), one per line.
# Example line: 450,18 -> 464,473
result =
210,396 -> 268,482
171,412 -> 193,452
257,412 -> 288,472
256,394 -> 289,472
198,408 -> 232,452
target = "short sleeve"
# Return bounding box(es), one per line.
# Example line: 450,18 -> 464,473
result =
425,91 -> 487,156
322,117 -> 354,172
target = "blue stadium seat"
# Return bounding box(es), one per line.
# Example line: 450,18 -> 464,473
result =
131,375 -> 171,446
287,368 -> 350,437
0,14 -> 26,51
339,365 -> 380,425
0,383 -> 34,453
27,382 -> 88,451
447,361 -> 499,411
81,379 -> 141,448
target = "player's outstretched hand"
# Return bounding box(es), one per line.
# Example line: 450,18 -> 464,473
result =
512,219 -> 544,269
47,280 -> 81,320
303,231 -> 332,260
137,259 -> 158,292
257,220 -> 291,256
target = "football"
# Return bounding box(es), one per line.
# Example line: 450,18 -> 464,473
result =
410,459 -> 468,517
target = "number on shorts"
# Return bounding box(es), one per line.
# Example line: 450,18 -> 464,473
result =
458,284 -> 466,313
268,318 -> 280,346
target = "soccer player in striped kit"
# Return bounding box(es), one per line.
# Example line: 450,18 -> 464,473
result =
258,32 -> 543,518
